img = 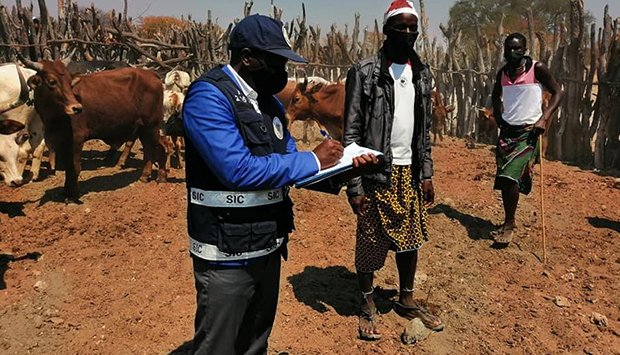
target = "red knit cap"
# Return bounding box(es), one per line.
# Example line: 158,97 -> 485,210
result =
384,0 -> 419,25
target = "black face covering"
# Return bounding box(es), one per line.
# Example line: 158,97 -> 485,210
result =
504,51 -> 525,67
250,65 -> 288,96
386,28 -> 419,58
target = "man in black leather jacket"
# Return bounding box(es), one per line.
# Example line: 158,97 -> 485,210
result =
343,0 -> 443,340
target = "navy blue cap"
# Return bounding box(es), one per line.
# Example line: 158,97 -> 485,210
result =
229,14 -> 307,63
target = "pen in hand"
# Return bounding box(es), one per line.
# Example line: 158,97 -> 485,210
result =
320,129 -> 332,140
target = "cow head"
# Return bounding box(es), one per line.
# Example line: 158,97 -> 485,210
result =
287,78 -> 324,123
475,106 -> 499,144
0,119 -> 30,187
164,70 -> 191,93
476,106 -> 495,122
163,90 -> 185,121
20,57 -> 83,117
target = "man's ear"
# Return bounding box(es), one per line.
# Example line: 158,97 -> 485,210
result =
27,75 -> 42,90
240,48 -> 253,67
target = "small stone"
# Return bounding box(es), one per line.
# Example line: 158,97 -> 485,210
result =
34,280 -> 48,292
401,318 -> 433,345
567,267 -> 577,273
32,270 -> 41,277
542,270 -> 551,278
416,273 -> 428,284
43,309 -> 56,317
553,296 -> 570,308
49,317 -> 64,325
84,208 -> 91,214
33,316 -> 44,329
561,273 -> 575,281
590,312 -> 608,327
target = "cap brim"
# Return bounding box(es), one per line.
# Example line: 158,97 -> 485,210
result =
265,48 -> 308,63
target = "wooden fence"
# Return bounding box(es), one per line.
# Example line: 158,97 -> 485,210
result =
0,0 -> 618,171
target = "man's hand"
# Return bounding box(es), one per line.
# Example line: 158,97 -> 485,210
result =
421,179 -> 434,207
352,153 -> 380,171
348,195 -> 368,215
313,140 -> 344,169
533,116 -> 548,134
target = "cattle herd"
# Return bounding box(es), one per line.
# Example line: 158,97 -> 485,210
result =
0,57 -> 490,201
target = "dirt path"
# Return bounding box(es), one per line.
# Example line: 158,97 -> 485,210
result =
1,137 -> 618,354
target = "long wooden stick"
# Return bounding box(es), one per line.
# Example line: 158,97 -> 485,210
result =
539,135 -> 547,264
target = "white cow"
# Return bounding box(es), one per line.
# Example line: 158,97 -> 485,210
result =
164,69 -> 191,93
0,64 -> 47,186
161,89 -> 185,169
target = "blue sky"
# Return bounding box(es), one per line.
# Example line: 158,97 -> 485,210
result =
64,0 -> 618,40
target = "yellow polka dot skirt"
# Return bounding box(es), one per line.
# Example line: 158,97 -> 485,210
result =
355,165 -> 430,273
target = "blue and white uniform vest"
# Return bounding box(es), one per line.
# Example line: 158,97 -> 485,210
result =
184,66 -> 294,262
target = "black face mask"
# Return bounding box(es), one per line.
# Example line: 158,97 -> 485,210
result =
250,65 -> 288,96
504,51 -> 525,66
386,28 -> 419,57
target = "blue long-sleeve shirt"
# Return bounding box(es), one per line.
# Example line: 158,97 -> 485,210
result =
182,66 -> 320,190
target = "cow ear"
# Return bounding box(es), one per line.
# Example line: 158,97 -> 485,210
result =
308,83 -> 323,95
71,77 -> 81,87
27,75 -> 42,90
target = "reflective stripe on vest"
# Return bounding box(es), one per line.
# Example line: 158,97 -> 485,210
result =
189,187 -> 284,208
189,236 -> 283,261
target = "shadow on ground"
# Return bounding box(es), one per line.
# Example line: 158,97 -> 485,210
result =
0,201 -> 29,217
428,203 -> 496,241
587,217 -> 620,233
288,265 -> 396,316
0,252 -> 41,290
38,169 -> 143,206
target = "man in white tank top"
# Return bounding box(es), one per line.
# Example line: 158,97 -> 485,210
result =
490,33 -> 564,246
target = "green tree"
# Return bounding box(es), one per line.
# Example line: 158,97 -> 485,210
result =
447,0 -> 593,46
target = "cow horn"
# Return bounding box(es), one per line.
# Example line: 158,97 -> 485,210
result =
0,64 -> 31,115
61,48 -> 77,66
299,72 -> 308,93
16,52 -> 43,72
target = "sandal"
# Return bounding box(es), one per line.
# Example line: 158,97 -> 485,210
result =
358,289 -> 381,340
393,301 -> 445,331
492,225 -> 514,246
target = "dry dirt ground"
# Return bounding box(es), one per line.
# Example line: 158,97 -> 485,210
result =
1,126 -> 619,355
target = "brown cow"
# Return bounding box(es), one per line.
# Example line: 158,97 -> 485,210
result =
286,79 -> 345,141
476,107 -> 499,144
430,90 -> 454,144
22,59 -> 166,201
276,77 -> 327,143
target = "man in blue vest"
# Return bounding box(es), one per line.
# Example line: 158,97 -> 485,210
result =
182,14 -> 376,355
